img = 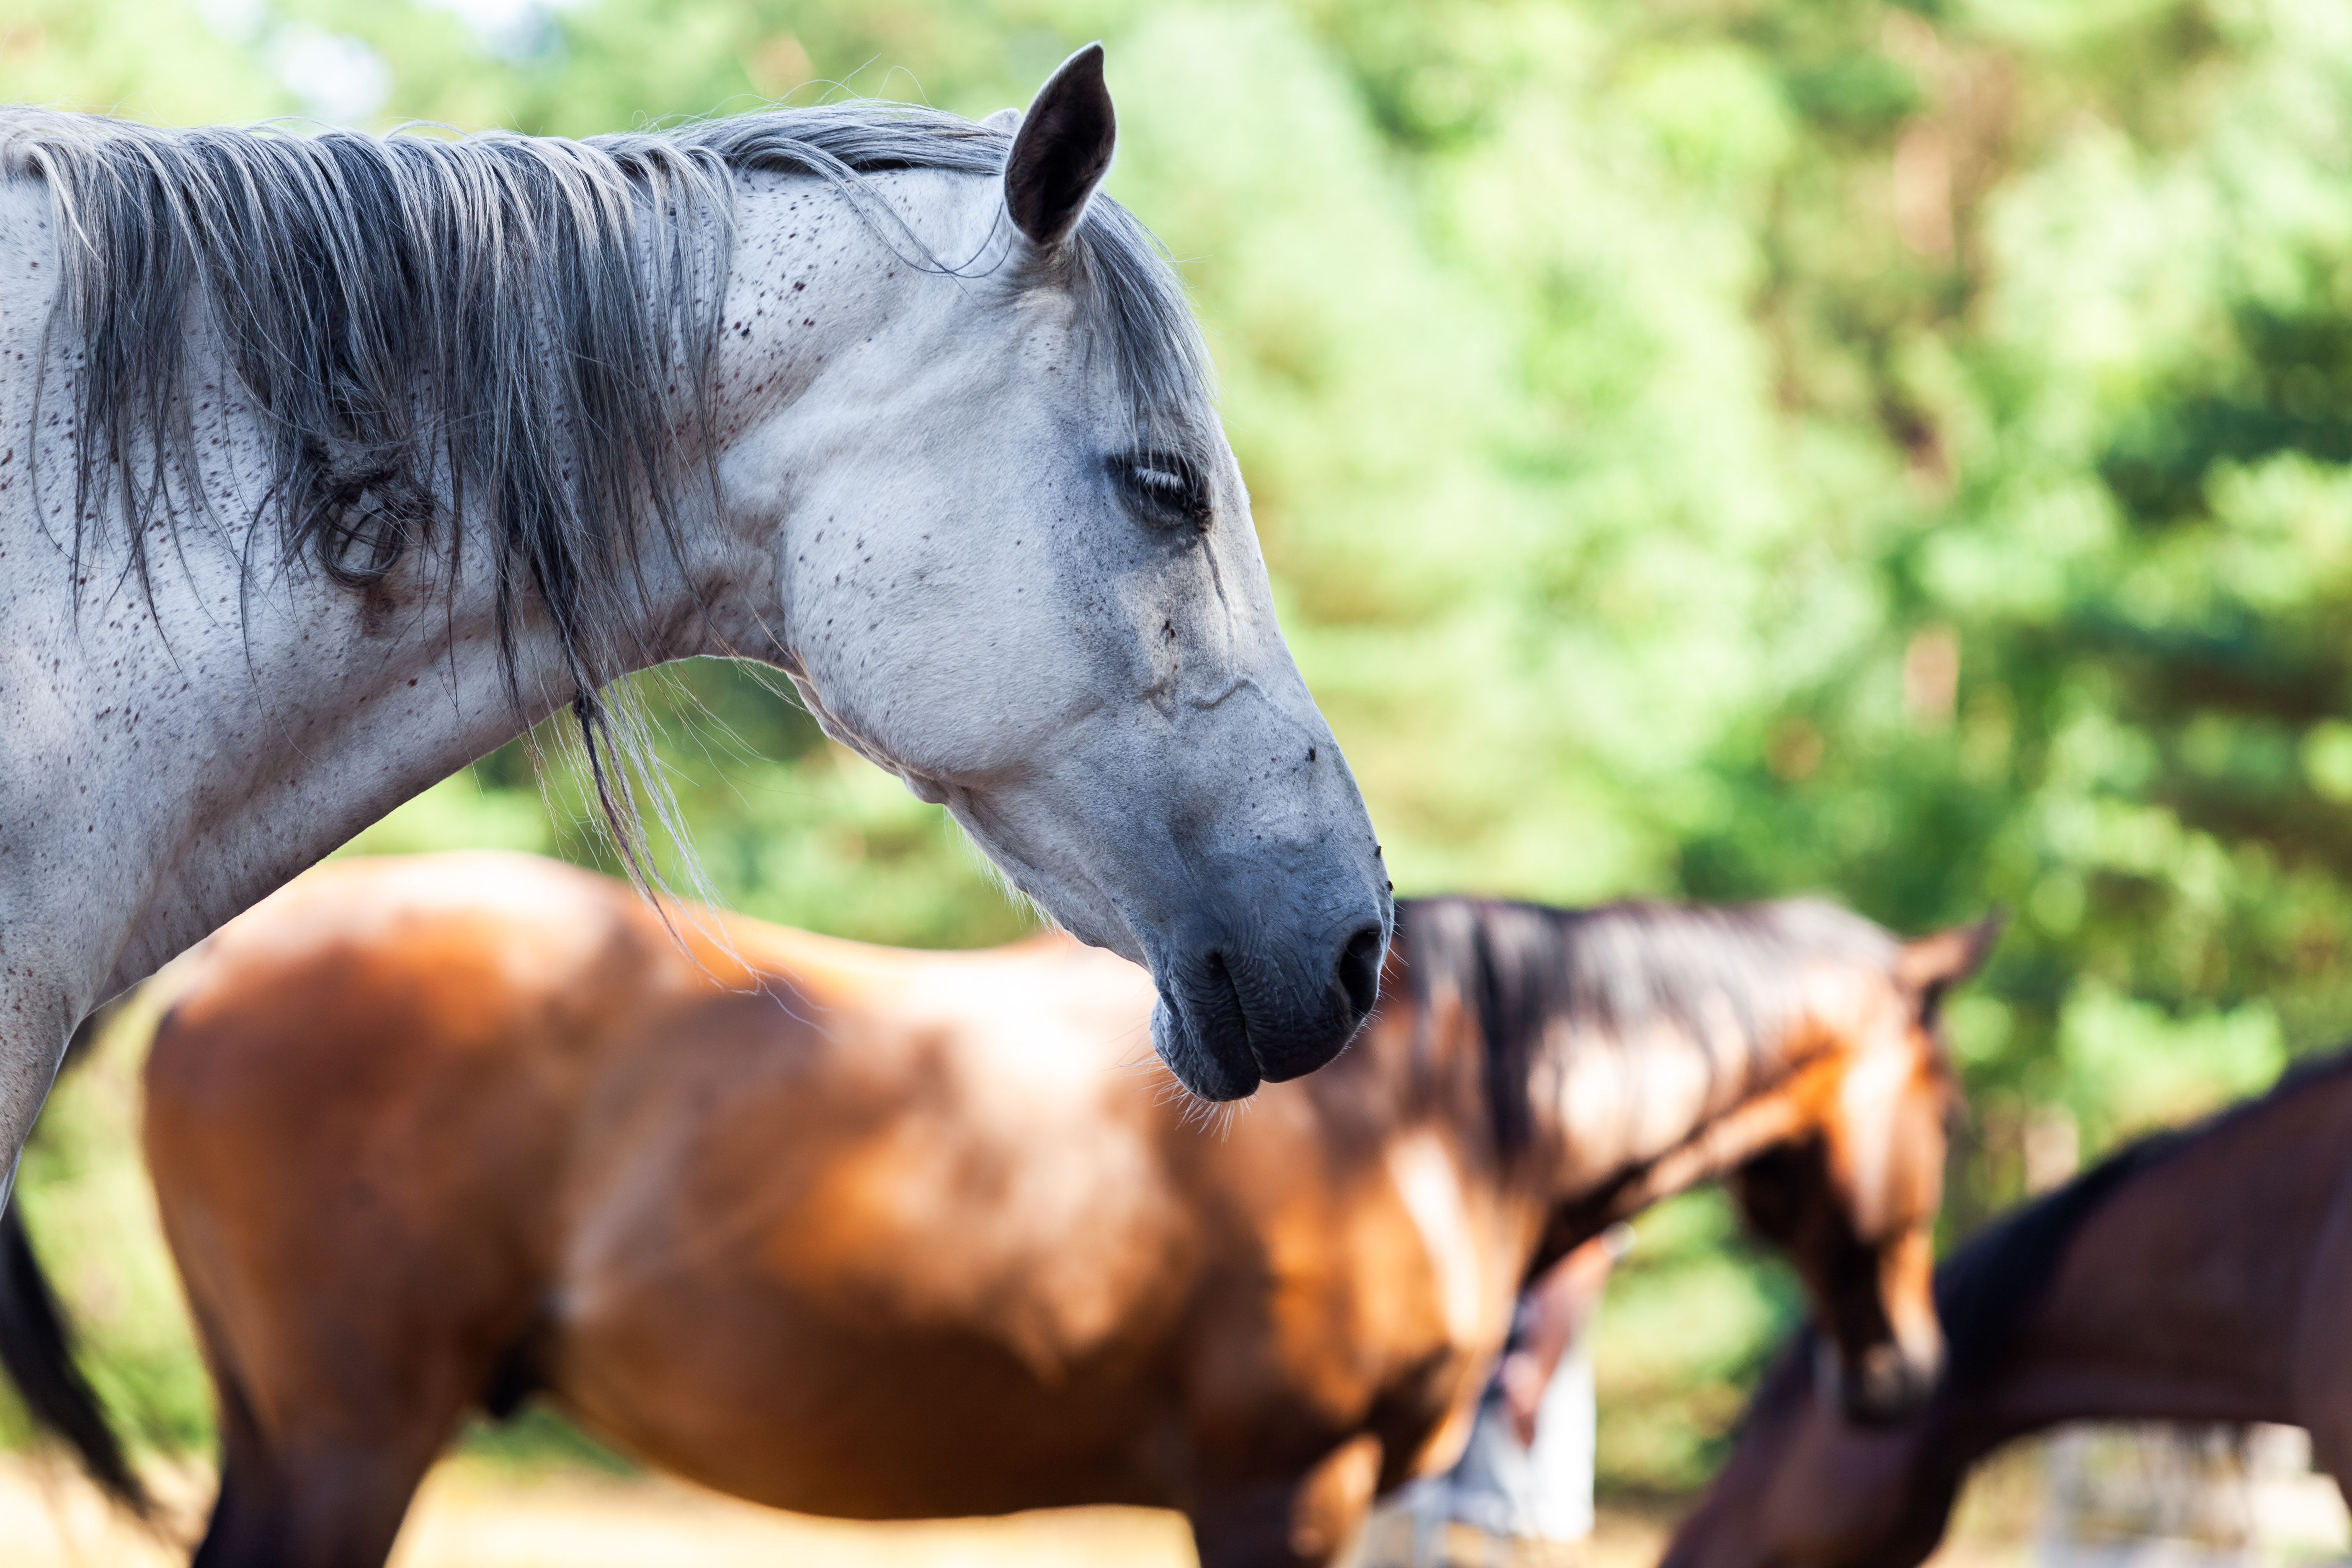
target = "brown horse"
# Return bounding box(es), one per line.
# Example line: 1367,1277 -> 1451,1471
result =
1663,1049 -> 2352,1568
4,853 -> 1990,1568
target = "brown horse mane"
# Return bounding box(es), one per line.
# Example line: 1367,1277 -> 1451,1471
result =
1738,1043 -> 2352,1429
1393,896 -> 1906,1158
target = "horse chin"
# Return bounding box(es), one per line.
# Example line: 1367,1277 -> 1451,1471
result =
1150,992 -> 1262,1103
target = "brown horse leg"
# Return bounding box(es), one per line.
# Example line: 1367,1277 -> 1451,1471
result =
190,1340 -> 459,1568
1189,1436 -> 1384,1568
195,1447 -> 442,1568
1190,1484 -> 1316,1568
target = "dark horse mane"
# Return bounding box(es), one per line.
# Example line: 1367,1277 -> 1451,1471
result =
1395,895 -> 1906,1156
1742,1042 -> 2352,1425
0,102 -> 1212,858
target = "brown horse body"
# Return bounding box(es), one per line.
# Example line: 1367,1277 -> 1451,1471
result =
1665,1052 -> 2352,1568
92,853 -> 1982,1568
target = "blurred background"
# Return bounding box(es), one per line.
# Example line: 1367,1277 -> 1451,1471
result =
8,0 -> 2352,1554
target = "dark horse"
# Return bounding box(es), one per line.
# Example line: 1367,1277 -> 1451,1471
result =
1665,1048 -> 2352,1568
3,854 -> 1990,1568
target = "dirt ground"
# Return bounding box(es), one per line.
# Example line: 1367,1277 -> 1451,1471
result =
0,1458 -> 1692,1568
1,1457 -> 1189,1568
0,1456 -> 2061,1568
0,1451 -> 2086,1568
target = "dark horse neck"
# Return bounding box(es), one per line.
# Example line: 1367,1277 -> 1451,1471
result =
1680,1052 -> 2352,1568
1387,895 -> 1909,1270
1944,1056 -> 2352,1441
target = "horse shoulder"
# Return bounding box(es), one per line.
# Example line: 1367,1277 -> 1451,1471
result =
1175,1088 -> 1520,1471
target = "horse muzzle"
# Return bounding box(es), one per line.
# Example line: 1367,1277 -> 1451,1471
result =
1149,916 -> 1386,1101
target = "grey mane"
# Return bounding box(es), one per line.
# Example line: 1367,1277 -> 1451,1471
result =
0,101 -> 1212,854
1399,896 -> 1907,1155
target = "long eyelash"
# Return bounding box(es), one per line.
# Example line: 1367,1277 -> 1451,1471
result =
1116,451 -> 1210,526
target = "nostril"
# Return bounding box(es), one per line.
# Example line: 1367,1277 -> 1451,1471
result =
1334,926 -> 1382,1024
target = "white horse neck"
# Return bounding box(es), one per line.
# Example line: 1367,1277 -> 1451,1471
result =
0,169 -> 914,1006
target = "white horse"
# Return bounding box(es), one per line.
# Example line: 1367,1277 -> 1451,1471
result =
0,47 -> 1392,1195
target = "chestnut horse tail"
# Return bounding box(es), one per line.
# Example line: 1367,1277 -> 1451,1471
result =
0,1004 -> 152,1517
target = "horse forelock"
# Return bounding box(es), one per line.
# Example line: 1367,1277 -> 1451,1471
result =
1398,896 -> 1911,1160
0,100 -> 1216,867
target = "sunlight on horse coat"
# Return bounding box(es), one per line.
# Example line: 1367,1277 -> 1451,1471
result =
65,853 -> 1992,1568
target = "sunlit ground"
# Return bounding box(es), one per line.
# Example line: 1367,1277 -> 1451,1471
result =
3,1442 -> 2338,1568
0,1455 -> 2006,1568
0,1457 -> 1195,1568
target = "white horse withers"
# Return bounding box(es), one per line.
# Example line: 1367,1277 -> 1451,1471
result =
0,47 -> 1393,1194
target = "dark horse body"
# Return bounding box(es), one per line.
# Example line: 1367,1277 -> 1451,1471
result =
1666,1050 -> 2352,1568
8,853 -> 1987,1567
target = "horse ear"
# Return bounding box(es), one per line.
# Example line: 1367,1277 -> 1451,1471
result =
1896,910 -> 2004,1018
983,107 -> 1022,134
1004,43 -> 1115,250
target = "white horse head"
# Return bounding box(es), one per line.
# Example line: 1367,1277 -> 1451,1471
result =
0,46 -> 1388,1164
711,52 -> 1390,1098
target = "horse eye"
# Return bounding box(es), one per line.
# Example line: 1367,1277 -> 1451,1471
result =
1109,451 -> 1212,531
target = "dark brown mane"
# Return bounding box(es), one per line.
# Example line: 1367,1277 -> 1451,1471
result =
1395,896 -> 1906,1156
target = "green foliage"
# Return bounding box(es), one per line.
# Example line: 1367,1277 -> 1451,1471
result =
2058,980 -> 2284,1143
10,0 -> 2352,1500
